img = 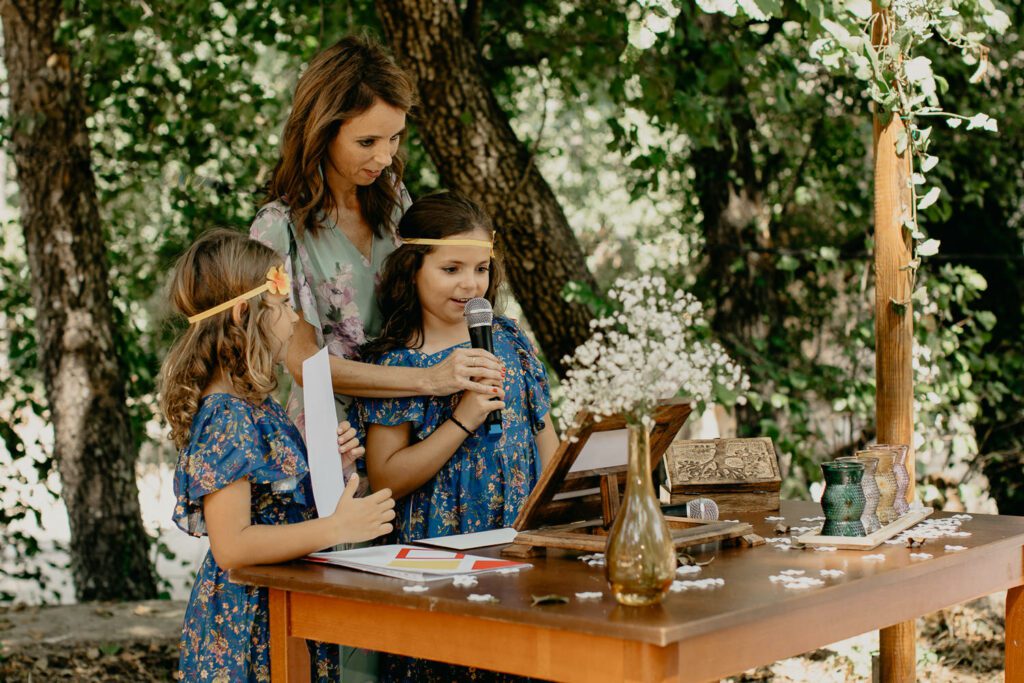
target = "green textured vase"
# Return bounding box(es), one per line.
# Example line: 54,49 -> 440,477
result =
820,461 -> 866,537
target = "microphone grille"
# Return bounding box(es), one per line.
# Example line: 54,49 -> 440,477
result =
686,497 -> 719,521
464,297 -> 493,327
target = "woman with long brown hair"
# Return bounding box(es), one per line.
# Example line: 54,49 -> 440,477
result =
250,35 -> 504,470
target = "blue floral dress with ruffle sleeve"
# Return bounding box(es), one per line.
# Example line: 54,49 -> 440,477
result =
173,394 -> 339,683
355,317 -> 550,683
355,317 -> 551,544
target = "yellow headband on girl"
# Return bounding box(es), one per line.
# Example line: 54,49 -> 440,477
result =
187,266 -> 291,324
400,237 -> 494,258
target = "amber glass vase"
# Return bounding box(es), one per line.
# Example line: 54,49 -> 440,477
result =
605,421 -> 676,606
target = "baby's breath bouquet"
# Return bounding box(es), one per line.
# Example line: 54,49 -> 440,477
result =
556,275 -> 749,606
557,275 -> 748,430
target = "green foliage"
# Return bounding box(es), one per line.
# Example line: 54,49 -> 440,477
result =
1,0 -> 1022,603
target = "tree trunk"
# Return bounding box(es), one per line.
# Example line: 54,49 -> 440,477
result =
1,0 -> 156,600
375,0 -> 597,376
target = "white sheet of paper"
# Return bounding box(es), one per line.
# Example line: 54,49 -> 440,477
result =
415,528 -> 518,550
568,429 -> 628,473
302,347 -> 344,517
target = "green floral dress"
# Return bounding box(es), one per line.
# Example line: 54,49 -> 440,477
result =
249,190 -> 411,457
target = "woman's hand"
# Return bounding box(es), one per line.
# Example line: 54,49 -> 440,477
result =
337,420 -> 364,470
331,474 -> 396,544
452,380 -> 506,432
425,348 -> 504,396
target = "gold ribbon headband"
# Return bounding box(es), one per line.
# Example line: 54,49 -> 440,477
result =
187,266 -> 291,324
400,238 -> 494,258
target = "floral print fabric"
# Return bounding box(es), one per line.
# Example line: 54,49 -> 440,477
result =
249,189 -> 411,437
355,317 -> 549,683
173,394 -> 339,682
355,317 -> 551,542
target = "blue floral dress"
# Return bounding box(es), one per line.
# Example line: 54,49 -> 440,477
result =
355,317 -> 550,683
356,317 -> 551,542
173,394 -> 339,682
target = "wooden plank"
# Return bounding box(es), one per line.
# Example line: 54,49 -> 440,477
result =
796,507 -> 932,550
871,0 -> 917,677
269,588 -> 309,683
509,519 -> 752,554
600,473 -> 621,528
233,501 -> 1024,649
1007,584 -> 1024,683
513,400 -> 692,532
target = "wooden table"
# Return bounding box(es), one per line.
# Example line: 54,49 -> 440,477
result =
232,501 -> 1024,682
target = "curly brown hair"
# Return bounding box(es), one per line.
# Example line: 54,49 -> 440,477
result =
159,229 -> 286,449
265,34 -> 416,239
362,192 -> 505,361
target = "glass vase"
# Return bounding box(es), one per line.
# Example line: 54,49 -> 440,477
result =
605,421 -> 676,606
869,443 -> 910,516
862,449 -> 898,525
820,461 -> 866,536
837,454 -> 881,534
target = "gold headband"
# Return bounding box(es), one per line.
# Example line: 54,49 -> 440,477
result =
400,238 -> 494,258
187,266 -> 291,324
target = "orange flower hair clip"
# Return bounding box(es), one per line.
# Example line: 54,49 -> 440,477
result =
187,265 -> 292,324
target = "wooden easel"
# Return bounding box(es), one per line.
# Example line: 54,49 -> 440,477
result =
503,399 -> 753,557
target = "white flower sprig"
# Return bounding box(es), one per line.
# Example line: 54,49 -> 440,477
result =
556,275 -> 749,429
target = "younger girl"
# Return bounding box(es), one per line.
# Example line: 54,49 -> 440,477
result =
357,193 -> 558,680
160,229 -> 395,682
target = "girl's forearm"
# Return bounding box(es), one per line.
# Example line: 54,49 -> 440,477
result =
212,516 -> 339,570
368,420 -> 468,498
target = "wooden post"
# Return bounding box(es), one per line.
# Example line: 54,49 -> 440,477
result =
872,4 -> 917,681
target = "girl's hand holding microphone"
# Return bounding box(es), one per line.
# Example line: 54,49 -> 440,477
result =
452,377 -> 505,432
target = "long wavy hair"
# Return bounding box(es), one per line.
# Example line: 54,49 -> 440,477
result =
159,229 -> 285,449
362,192 -> 505,360
265,35 -> 416,240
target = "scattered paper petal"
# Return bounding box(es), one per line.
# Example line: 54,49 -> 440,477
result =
671,578 -> 725,592
910,553 -> 933,561
864,554 -> 886,561
676,564 -> 702,576
820,569 -> 845,578
575,591 -> 602,600
801,516 -> 827,522
944,545 -> 967,552
453,575 -> 479,588
496,567 -> 521,575
771,574 -> 824,589
781,569 -> 806,576
764,516 -> 786,521
814,546 -> 837,552
403,585 -> 429,593
467,593 -> 499,603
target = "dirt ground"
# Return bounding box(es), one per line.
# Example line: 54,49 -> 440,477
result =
0,596 -> 1006,681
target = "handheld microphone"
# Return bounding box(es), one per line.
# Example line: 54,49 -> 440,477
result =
464,297 -> 503,438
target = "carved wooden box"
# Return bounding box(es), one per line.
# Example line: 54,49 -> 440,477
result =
660,437 -> 781,513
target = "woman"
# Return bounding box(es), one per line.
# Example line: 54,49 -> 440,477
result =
251,36 -> 504,452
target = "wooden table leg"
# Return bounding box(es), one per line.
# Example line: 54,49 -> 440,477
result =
623,641 -> 679,683
270,589 -> 310,683
879,621 -> 915,682
1007,585 -> 1024,683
